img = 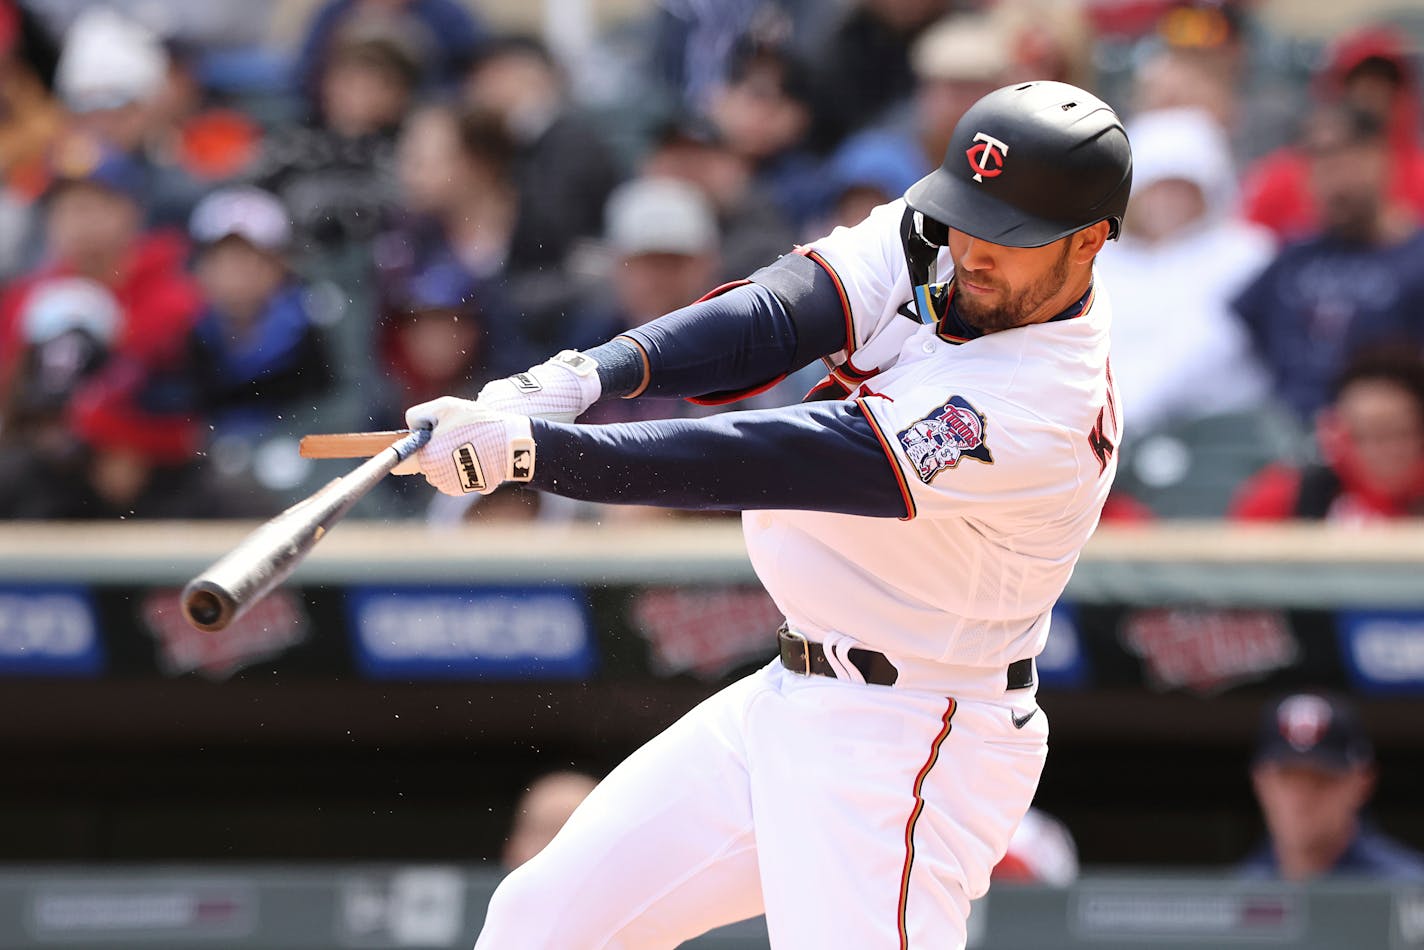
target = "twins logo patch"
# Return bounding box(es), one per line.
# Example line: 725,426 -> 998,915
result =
454,443 -> 485,492
965,131 -> 1009,182
898,395 -> 994,483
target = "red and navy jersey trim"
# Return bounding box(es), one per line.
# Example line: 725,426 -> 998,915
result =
897,698 -> 957,947
800,247 -> 856,358
857,396 -> 916,521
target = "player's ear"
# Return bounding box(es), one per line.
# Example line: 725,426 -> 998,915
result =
1070,221 -> 1111,262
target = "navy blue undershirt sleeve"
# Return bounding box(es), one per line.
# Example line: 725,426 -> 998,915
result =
528,400 -> 909,518
620,283 -> 799,399
590,255 -> 847,401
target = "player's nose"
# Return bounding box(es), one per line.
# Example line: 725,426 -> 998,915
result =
956,235 -> 996,272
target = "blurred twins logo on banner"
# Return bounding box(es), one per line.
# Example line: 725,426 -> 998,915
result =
631,587 -> 786,679
0,584 -> 103,676
140,589 -> 309,680
1118,608 -> 1298,694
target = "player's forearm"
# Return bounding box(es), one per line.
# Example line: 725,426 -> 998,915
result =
585,255 -> 848,403
526,402 -> 908,518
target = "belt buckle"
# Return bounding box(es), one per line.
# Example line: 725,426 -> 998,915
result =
781,627 -> 811,676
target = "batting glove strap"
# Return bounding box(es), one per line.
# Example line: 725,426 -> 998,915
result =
405,397 -> 536,497
476,350 -> 602,424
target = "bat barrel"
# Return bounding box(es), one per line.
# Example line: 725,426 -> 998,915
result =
180,427 -> 430,632
183,580 -> 237,632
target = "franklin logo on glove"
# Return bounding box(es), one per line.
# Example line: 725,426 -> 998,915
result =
455,443 -> 485,492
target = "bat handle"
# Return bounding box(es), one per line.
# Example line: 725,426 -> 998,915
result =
391,425 -> 432,460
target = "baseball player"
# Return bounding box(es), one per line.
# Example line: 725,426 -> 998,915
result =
407,81 -> 1132,949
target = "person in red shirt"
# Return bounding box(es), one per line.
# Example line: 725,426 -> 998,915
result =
1241,26 -> 1424,242
0,135 -> 201,396
1232,348 -> 1424,522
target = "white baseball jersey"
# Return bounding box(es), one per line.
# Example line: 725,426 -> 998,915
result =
744,198 -> 1120,678
475,200 -> 1119,950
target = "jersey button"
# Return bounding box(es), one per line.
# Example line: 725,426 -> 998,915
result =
921,339 -> 938,354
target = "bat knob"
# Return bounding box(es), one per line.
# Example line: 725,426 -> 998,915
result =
182,581 -> 235,632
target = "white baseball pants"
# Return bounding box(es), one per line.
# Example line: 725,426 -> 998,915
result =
474,660 -> 1047,949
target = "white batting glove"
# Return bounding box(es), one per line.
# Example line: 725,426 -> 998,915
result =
404,397 -> 536,497
476,350 -> 602,423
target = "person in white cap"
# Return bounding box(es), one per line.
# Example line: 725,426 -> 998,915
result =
567,176 -> 720,428
1096,107 -> 1273,435
184,186 -> 330,435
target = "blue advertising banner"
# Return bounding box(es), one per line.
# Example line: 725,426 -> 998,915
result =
0,583 -> 103,676
1338,609 -> 1424,694
347,585 -> 595,680
1039,603 -> 1090,689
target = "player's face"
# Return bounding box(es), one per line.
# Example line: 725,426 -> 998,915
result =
1251,762 -> 1373,876
946,230 -> 1076,332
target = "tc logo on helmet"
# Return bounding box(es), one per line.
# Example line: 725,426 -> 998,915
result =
965,132 -> 1010,182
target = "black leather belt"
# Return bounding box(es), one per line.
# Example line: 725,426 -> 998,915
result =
777,626 -> 1036,690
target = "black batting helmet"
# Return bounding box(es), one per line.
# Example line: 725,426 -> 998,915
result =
905,81 -> 1133,248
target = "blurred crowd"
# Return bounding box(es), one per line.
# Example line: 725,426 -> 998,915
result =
0,0 -> 1422,523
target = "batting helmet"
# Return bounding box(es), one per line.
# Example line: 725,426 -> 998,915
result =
905,81 -> 1133,248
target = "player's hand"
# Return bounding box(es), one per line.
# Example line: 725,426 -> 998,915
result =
404,397 -> 536,496
475,350 -> 602,423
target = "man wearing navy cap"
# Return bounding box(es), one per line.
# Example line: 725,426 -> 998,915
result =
1240,692 -> 1424,880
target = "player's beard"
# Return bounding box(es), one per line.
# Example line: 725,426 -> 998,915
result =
954,242 -> 1074,332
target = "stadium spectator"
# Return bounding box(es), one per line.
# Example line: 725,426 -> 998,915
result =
1241,26 -> 1424,242
375,104 -> 543,358
463,36 -> 621,274
568,176 -> 720,395
908,12 -> 1013,168
250,30 -> 415,254
640,0 -> 817,115
642,113 -> 793,284
1240,692 -> 1424,881
144,41 -> 263,187
377,260 -> 505,411
706,40 -> 819,228
818,130 -> 924,230
1232,349 -> 1424,521
0,1 -> 63,277
183,186 -> 331,437
53,7 -> 209,228
812,12 -> 1011,237
992,0 -> 1094,90
503,771 -> 598,871
382,104 -> 518,283
1096,107 -> 1272,434
0,276 -> 116,446
1131,46 -> 1236,136
1231,103 -> 1424,423
804,0 -> 951,150
0,137 -> 201,397
0,357 -> 271,519
292,0 -> 487,100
